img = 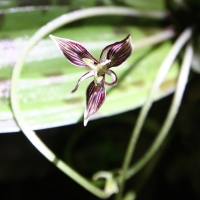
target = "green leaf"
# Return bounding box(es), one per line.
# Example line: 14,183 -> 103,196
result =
0,24 -> 178,133
2,7 -> 70,31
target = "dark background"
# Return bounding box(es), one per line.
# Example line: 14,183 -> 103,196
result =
1,72 -> 200,200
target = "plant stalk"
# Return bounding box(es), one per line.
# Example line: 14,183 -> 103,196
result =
126,39 -> 193,179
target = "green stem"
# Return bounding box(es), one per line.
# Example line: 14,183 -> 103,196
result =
10,6 -> 167,199
126,38 -> 193,180
116,27 -> 192,200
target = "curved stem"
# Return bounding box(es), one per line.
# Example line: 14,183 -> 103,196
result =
126,40 -> 193,179
116,27 -> 192,200
10,6 -> 164,199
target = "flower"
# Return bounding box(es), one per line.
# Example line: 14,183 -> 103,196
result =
49,34 -> 133,126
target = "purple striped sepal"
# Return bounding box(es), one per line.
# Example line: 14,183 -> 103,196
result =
50,34 -> 133,126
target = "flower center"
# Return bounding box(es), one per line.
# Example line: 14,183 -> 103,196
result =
83,58 -> 111,86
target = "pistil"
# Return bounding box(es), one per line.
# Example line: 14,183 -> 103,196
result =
83,58 -> 111,86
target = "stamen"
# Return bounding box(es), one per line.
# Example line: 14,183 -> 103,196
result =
83,58 -> 111,87
97,59 -> 111,70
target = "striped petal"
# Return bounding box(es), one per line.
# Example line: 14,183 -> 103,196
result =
99,34 -> 133,68
49,35 -> 99,67
84,79 -> 106,126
